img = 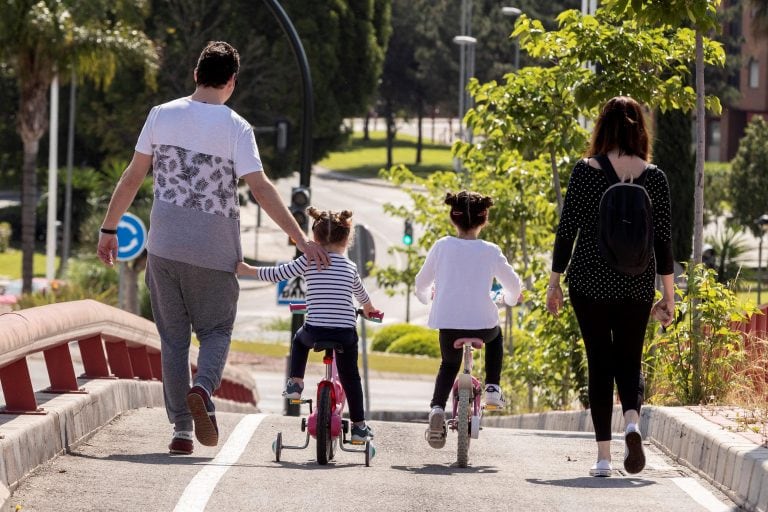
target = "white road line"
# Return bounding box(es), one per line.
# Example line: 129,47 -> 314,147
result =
174,414 -> 267,512
671,477 -> 733,512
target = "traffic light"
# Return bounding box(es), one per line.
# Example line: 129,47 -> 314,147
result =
403,219 -> 414,246
289,186 -> 311,245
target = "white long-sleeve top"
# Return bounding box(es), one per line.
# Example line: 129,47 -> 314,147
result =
415,236 -> 522,330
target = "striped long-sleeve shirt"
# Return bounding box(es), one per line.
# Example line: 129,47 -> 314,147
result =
256,253 -> 370,328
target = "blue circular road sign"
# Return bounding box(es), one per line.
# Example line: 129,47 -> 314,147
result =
116,212 -> 147,262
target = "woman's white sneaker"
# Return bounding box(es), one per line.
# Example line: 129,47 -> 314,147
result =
624,423 -> 646,474
589,459 -> 613,477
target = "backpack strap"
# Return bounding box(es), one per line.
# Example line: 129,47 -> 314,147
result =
594,154 -> 655,186
593,154 -> 620,185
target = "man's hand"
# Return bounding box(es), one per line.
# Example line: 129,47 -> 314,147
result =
97,233 -> 118,267
297,239 -> 330,270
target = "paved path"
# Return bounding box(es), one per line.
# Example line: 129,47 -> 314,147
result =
10,408 -> 737,512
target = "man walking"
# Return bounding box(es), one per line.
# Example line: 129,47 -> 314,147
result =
97,41 -> 327,455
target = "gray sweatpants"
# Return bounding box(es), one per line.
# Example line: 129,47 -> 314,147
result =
145,253 -> 239,432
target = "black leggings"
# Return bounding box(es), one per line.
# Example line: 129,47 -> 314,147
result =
430,326 -> 503,409
291,323 -> 365,423
570,293 -> 651,442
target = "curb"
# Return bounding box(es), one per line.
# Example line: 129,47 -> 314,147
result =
0,378 -> 255,512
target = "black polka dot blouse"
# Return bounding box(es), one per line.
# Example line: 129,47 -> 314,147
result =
552,159 -> 674,303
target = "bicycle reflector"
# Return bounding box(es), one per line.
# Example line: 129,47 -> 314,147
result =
403,219 -> 414,246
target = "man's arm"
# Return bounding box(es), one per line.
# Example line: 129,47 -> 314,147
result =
96,151 -> 153,266
243,171 -> 329,269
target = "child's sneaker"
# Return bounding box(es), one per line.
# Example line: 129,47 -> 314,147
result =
624,423 -> 646,474
282,378 -> 304,399
484,384 -> 506,408
589,459 -> 613,477
351,423 -> 374,443
168,430 -> 194,455
425,406 -> 447,449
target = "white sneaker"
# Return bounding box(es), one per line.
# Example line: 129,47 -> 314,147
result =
484,384 -> 506,408
425,406 -> 446,449
589,459 -> 613,477
624,423 -> 646,474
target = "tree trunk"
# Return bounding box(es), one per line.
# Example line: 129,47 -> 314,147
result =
21,140 -> 39,294
416,102 -> 423,165
691,29 -> 706,404
363,110 -> 370,141
385,101 -> 394,169
18,75 -> 50,293
550,149 -> 563,214
693,31 -> 705,266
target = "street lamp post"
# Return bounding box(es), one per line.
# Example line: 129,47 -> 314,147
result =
755,214 -> 768,305
452,35 -> 477,172
501,6 -> 522,71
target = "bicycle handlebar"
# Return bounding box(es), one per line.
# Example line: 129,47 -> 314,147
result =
288,303 -> 384,323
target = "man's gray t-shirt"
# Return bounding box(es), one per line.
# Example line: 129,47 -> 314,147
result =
135,97 -> 263,272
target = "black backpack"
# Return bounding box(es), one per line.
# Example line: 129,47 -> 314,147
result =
594,154 -> 655,276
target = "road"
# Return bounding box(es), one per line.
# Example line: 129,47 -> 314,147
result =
11,407 -> 737,512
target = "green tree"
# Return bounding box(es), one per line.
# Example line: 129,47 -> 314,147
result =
0,0 -> 158,293
654,109 -> 694,262
603,0 -> 723,267
728,116 -> 768,236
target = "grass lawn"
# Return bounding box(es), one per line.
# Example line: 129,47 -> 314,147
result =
229,339 -> 439,376
318,130 -> 453,179
0,249 -> 57,279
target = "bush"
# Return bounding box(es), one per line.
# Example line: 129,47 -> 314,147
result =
386,330 -> 440,358
371,323 -> 430,352
0,222 -> 10,252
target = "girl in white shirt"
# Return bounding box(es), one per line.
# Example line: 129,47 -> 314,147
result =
415,191 -> 522,449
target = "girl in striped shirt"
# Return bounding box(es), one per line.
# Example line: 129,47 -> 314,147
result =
237,207 -> 379,442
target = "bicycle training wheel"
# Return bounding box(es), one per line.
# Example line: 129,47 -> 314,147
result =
457,387 -> 471,467
273,432 -> 282,462
316,386 -> 334,465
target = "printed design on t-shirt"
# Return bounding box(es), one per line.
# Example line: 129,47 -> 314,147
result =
152,144 -> 239,220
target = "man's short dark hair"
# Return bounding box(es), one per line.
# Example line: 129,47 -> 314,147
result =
195,41 -> 240,88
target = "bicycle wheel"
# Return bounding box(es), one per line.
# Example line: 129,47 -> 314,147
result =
316,386 -> 333,465
457,387 -> 471,467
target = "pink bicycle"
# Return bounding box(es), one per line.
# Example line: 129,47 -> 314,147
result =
272,304 -> 382,466
445,336 -> 503,468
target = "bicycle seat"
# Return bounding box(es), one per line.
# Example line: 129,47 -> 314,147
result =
453,338 -> 484,349
313,341 -> 345,353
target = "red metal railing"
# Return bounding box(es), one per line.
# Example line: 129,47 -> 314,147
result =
0,299 -> 256,413
734,303 -> 768,399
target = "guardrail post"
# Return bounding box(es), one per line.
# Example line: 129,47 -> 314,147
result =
105,341 -> 134,379
43,344 -> 82,392
148,351 -> 162,380
78,335 -> 111,378
0,358 -> 44,414
128,346 -> 153,380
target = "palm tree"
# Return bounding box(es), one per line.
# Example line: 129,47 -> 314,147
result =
0,0 -> 157,293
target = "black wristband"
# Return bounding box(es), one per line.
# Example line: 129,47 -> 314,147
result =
100,227 -> 118,235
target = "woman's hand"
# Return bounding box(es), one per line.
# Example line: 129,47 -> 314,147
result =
652,297 -> 675,328
546,284 -> 564,316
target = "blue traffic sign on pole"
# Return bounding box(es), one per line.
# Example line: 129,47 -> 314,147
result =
116,212 -> 147,262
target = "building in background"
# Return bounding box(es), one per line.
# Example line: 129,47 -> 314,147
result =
712,1 -> 768,161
